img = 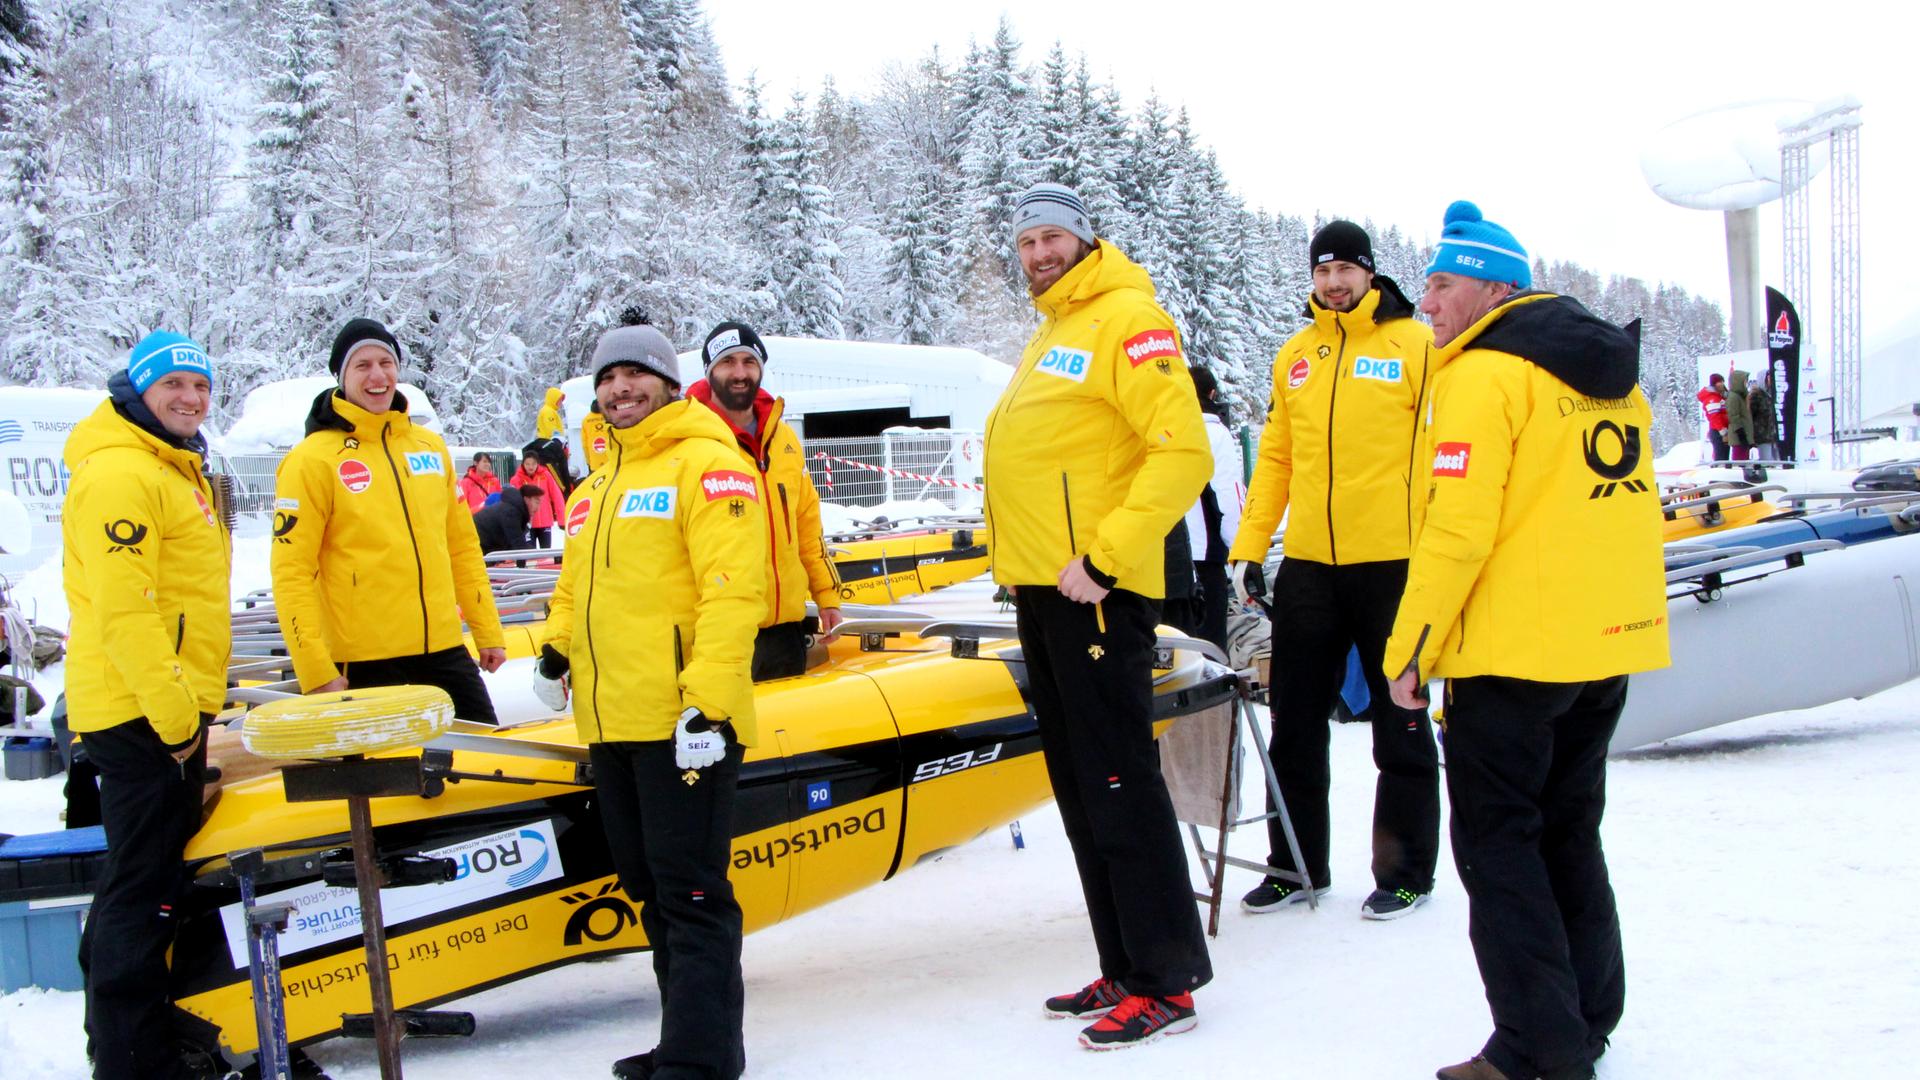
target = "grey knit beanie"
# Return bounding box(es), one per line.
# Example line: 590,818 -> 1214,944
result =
591,323 -> 680,388
1011,182 -> 1095,246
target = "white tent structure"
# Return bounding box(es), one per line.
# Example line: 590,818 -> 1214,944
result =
561,338 -> 1011,443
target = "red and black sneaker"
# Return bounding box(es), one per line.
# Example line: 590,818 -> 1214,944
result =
1042,977 -> 1128,1019
1077,992 -> 1198,1050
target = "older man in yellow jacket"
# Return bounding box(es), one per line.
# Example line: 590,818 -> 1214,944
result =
532,321 -> 766,1080
1385,202 -> 1668,1080
1226,220 -> 1441,921
270,317 -> 506,722
985,182 -> 1212,1051
63,332 -> 230,1080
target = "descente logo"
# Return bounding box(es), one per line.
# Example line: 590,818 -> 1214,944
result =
1432,442 -> 1471,478
700,470 -> 758,502
1122,330 -> 1180,367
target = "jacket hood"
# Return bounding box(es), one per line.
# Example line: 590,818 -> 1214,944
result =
1465,292 -> 1641,399
610,397 -> 739,458
304,387 -> 413,436
1729,369 -> 1749,393
544,387 -> 563,408
1302,272 -> 1418,325
1032,240 -> 1157,320
103,370 -> 209,457
65,395 -> 205,477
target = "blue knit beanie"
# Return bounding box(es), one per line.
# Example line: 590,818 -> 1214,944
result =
1423,200 -> 1531,288
1011,182 -> 1096,247
127,331 -> 213,394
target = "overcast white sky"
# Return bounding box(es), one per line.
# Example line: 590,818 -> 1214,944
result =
706,0 -> 1917,349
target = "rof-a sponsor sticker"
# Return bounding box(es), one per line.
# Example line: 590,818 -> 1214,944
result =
405,450 -> 445,477
1036,347 -> 1093,383
1287,358 -> 1311,390
1122,329 -> 1180,368
1352,356 -> 1402,382
617,487 -> 675,519
338,460 -> 372,493
565,497 -> 593,536
700,470 -> 758,503
1432,442 -> 1471,478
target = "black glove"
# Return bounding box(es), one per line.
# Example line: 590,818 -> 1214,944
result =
537,644 -> 570,680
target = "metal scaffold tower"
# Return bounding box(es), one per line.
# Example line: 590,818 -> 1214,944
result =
1780,99 -> 1863,463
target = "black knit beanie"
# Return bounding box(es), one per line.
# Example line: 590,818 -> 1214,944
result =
329,317 -> 402,376
1309,220 -> 1374,272
702,321 -> 768,369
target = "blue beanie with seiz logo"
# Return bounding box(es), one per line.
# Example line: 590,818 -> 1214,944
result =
1423,200 -> 1531,288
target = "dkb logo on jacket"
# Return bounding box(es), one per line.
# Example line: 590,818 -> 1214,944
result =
1036,347 -> 1092,383
617,487 -> 675,519
405,451 -> 445,476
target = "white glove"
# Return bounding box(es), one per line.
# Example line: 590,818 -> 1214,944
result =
531,668 -> 569,712
531,645 -> 570,712
1229,560 -> 1253,606
674,707 -> 727,771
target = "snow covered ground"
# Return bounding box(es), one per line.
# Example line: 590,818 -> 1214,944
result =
6,684 -> 1918,1077
6,516 -> 1919,1077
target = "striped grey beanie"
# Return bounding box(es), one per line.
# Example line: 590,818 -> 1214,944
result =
1011,182 -> 1095,246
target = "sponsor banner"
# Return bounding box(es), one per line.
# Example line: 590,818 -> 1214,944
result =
1122,329 -> 1180,368
1035,347 -> 1092,383
617,487 -> 675,519
1287,358 -> 1310,390
192,489 -> 216,527
1765,287 -> 1801,462
1432,442 -> 1471,478
218,819 -> 564,968
1352,356 -> 1402,383
405,450 -> 445,477
337,460 -> 372,494
700,469 -> 758,503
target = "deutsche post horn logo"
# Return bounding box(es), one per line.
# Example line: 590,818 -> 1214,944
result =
560,881 -> 638,947
272,512 -> 298,544
1583,420 -> 1648,499
104,519 -> 147,554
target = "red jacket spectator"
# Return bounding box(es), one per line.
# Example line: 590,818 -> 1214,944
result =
510,457 -> 564,529
1697,379 -> 1728,431
458,456 -> 502,512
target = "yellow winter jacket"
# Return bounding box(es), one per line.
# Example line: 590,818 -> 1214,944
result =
580,409 -> 609,472
61,397 -> 232,744
688,381 -> 842,629
984,241 -> 1211,597
1230,279 -> 1433,565
542,400 -> 768,745
1384,293 -> 1670,684
535,387 -> 563,440
271,391 -> 504,691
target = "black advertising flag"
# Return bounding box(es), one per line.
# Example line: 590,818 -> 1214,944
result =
1766,287 -> 1801,463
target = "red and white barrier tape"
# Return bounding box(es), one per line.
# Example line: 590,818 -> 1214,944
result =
813,452 -> 984,493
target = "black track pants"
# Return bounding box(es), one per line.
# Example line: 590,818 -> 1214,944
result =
750,621 -> 808,683
78,715 -> 209,1080
1015,586 -> 1212,997
1264,557 -> 1440,893
343,645 -> 499,725
1193,559 -> 1231,651
590,739 -> 746,1080
1445,675 -> 1627,1080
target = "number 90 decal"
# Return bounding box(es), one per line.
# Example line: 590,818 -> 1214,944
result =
912,743 -> 1004,784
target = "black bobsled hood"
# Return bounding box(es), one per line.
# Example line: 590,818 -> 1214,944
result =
1470,291 -> 1640,399
303,386 -> 413,436
1300,272 -> 1417,323
496,485 -> 529,525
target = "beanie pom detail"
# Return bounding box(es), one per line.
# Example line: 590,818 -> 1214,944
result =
1443,200 -> 1482,225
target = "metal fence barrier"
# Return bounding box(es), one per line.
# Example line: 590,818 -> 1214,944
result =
804,432 -> 984,510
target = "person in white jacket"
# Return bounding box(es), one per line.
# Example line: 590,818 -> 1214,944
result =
1183,366 -> 1244,650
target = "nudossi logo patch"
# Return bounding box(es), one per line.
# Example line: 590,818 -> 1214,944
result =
1122,329 -> 1180,368
1432,442 -> 1471,478
700,470 -> 758,503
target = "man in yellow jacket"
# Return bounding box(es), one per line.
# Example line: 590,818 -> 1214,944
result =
270,318 -> 507,723
531,322 -> 765,1080
688,320 -> 844,680
1384,202 -> 1668,1080
985,182 -> 1212,1050
581,400 -> 609,473
63,331 -> 230,1080
535,385 -> 564,439
1226,220 -> 1441,920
